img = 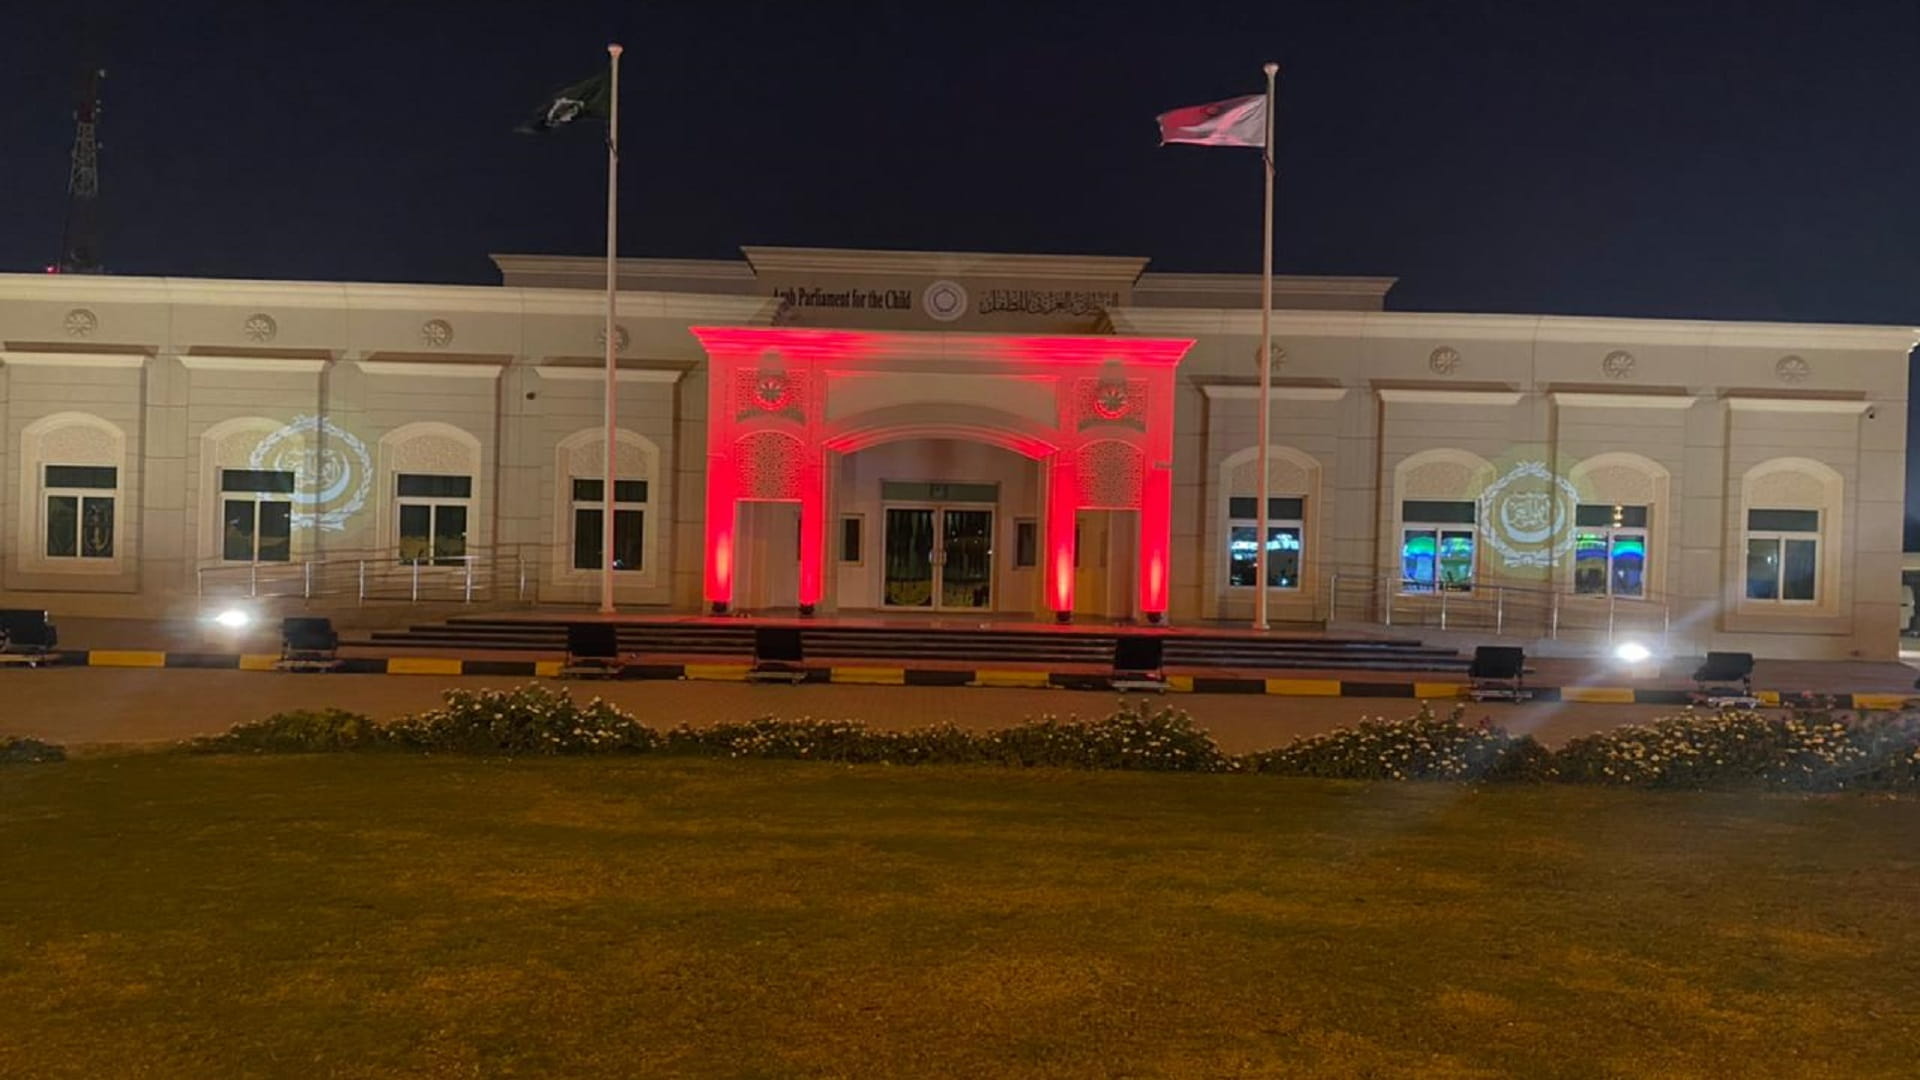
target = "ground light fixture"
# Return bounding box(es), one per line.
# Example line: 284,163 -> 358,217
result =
212,608 -> 253,630
1613,641 -> 1652,664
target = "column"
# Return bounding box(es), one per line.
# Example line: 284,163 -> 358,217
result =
1044,451 -> 1078,623
1138,460 -> 1172,622
796,451 -> 826,616
702,446 -> 736,614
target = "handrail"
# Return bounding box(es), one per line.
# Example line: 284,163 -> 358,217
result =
195,544 -> 536,605
1324,570 -> 1672,646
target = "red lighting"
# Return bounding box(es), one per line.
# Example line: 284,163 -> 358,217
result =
689,327 -> 1191,621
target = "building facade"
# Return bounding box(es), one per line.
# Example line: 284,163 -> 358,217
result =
0,246 -> 1910,658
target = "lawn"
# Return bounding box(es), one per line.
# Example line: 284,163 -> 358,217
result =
2,755 -> 1917,1078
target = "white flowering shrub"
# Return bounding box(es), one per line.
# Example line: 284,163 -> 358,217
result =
986,701 -> 1232,772
1554,708 -> 1920,790
1242,702 -> 1550,781
665,704 -> 1228,772
385,684 -> 659,756
191,708 -> 383,754
1,735 -> 66,764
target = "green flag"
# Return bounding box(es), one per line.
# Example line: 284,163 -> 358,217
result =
517,69 -> 611,134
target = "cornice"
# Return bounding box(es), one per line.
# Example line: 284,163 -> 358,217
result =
1377,388 -> 1526,406
1724,395 -> 1873,415
0,350 -> 147,369
1551,391 -> 1699,410
1108,307 -> 1918,352
1199,384 -> 1350,402
740,245 -> 1151,283
177,355 -> 327,374
353,360 -> 504,379
534,365 -> 684,384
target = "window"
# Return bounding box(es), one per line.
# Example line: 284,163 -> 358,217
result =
44,464 -> 116,559
1014,519 -> 1037,569
1401,500 -> 1476,592
220,469 -> 295,563
397,473 -> 472,566
1227,496 -> 1304,588
1573,504 -> 1647,598
840,515 -> 863,564
1746,508 -> 1819,602
571,478 -> 645,571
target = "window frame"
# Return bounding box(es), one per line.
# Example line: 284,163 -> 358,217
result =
217,467 -> 297,565
569,477 -> 647,573
1398,500 -> 1478,595
1744,508 -> 1821,605
395,472 -> 474,567
1225,496 -> 1305,591
42,464 -> 119,561
838,514 -> 864,566
1572,504 -> 1649,600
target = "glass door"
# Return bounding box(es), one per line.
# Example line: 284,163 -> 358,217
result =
940,508 -> 994,610
883,505 -> 995,610
883,507 -> 935,607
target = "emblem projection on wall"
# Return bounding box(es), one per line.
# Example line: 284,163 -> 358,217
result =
248,415 -> 373,532
1479,461 -> 1581,568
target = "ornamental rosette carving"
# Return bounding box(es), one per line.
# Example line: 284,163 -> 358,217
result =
1075,376 -> 1147,431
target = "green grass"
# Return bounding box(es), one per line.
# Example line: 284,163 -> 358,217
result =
2,756 -> 1918,1078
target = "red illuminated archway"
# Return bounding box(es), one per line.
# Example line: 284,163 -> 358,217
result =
692,327 -> 1191,622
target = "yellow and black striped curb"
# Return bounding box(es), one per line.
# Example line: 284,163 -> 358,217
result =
13,650 -> 1912,709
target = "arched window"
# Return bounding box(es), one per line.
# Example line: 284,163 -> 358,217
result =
554,428 -> 660,583
1218,445 -> 1320,591
378,423 -> 483,566
1740,457 -> 1843,611
19,412 -> 127,572
199,417 -> 302,564
1566,453 -> 1670,600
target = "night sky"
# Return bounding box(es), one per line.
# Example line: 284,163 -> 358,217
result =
3,1 -> 1918,523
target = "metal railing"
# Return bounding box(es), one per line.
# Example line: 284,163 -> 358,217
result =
195,545 -> 535,605
1325,571 -> 1672,646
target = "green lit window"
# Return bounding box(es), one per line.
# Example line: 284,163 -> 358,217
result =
1401,501 -> 1475,592
1573,504 -> 1647,598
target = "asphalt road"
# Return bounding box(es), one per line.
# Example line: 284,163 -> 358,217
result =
1,667 -> 1680,753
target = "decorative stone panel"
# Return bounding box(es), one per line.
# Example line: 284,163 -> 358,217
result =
1402,460 -> 1480,500
390,432 -> 477,475
1749,467 -> 1827,507
1075,439 -> 1144,509
566,435 -> 650,478
1230,455 -> 1310,496
1579,463 -> 1656,506
736,430 -> 806,500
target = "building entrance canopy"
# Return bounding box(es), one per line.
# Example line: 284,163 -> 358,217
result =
692,327 -> 1192,621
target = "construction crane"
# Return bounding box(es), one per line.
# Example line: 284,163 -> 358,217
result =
58,66 -> 106,274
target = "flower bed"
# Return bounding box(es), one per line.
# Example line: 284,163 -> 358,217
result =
1242,703 -> 1551,782
179,684 -> 1920,791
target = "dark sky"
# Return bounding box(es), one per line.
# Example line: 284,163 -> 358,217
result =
3,1 -> 1918,518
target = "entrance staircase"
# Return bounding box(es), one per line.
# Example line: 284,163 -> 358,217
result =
357,616 -> 1469,673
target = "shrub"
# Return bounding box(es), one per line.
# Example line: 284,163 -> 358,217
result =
1554,708 -> 1920,791
1242,702 -> 1550,782
1,735 -> 66,764
189,708 -> 383,754
385,684 -> 659,756
986,701 -> 1231,772
663,717 -> 901,762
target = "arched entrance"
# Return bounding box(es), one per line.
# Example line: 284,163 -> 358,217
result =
692,327 -> 1190,622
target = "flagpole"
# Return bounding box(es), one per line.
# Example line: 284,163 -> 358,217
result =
1254,60 -> 1277,632
599,42 -> 622,615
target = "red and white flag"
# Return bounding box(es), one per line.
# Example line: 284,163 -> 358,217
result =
1155,94 -> 1266,148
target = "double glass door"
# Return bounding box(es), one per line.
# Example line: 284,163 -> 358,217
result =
883,505 -> 994,610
